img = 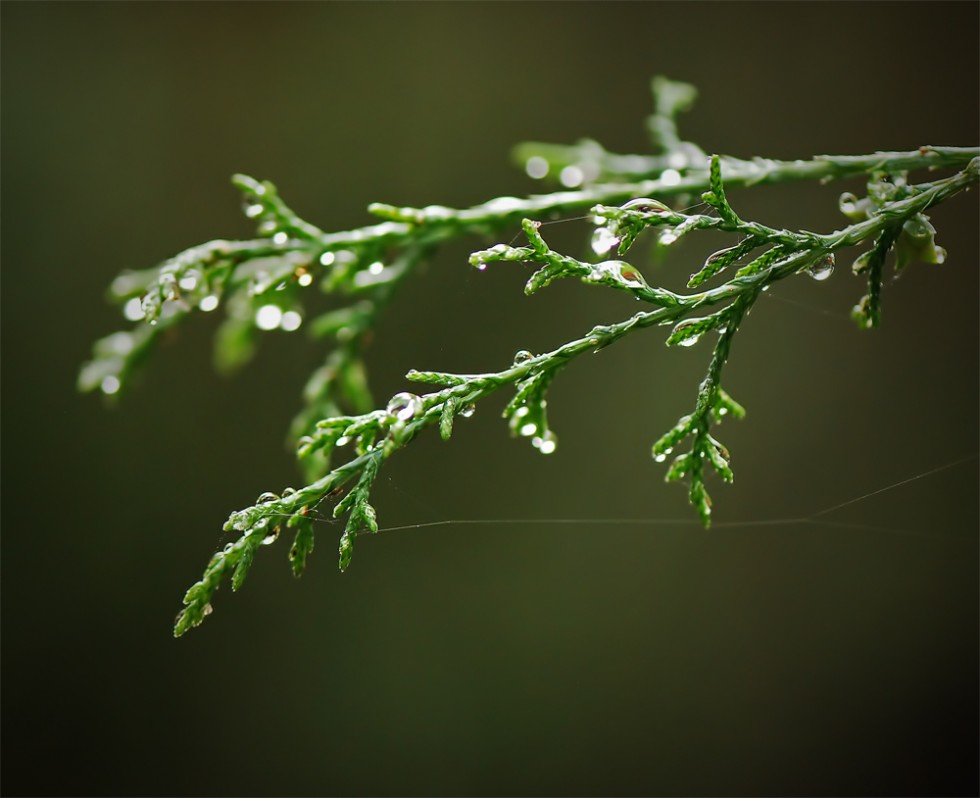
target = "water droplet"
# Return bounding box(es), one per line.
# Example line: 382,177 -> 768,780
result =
806,253 -> 835,281
179,273 -> 199,291
459,403 -> 476,418
282,487 -> 297,497
100,375 -> 121,395
671,320 -> 702,347
255,304 -> 283,330
559,165 -> 584,187
368,261 -> 385,275
659,230 -> 678,246
421,205 -> 453,221
386,392 -> 423,422
336,436 -> 350,447
621,197 -> 671,213
932,246 -> 947,264
261,527 -> 280,545
525,156 -> 549,179
519,422 -> 537,437
319,252 -> 336,266
485,196 -> 524,213
654,453 -> 666,463
475,263 -> 487,271
123,297 -> 145,321
514,406 -> 530,418
297,272 -> 314,287
532,430 -> 557,454
202,603 -> 214,617
256,492 -> 279,504
513,349 -> 534,365
199,295 -> 219,312
280,310 -> 302,331
591,225 -> 621,255
705,246 -> 736,265
272,232 -> 288,245
244,202 -> 263,218
660,169 -> 682,186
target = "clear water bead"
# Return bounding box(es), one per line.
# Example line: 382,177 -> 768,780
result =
591,225 -> 621,255
806,253 -> 835,281
531,430 -> 557,454
386,392 -> 423,422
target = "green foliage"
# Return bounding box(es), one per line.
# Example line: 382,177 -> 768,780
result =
77,77 -> 979,635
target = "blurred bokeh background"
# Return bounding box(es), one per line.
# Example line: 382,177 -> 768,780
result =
3,3 -> 977,795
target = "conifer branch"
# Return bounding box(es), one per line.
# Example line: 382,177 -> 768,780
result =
76,77 -> 978,635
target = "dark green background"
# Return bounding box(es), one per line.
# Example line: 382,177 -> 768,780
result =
3,2 -> 977,796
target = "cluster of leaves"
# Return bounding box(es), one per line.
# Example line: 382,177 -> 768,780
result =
78,77 -> 979,635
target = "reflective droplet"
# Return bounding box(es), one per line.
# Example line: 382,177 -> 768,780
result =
261,527 -> 280,546
336,436 -> 350,447
319,252 -> 336,266
123,296 -> 145,321
368,261 -> 385,275
531,430 -> 557,454
654,452 -> 666,463
100,375 -> 121,395
659,230 -> 678,246
514,406 -> 530,418
459,403 -> 476,418
704,245 -> 736,265
202,603 -> 214,617
386,392 -> 423,422
621,197 -> 671,213
660,169 -> 682,186
591,225 -> 621,255
272,232 -> 289,245
256,492 -> 279,504
559,165 -> 584,187
280,310 -> 302,331
421,204 -> 453,221
255,304 -> 283,330
179,273 -> 199,292
525,156 -> 549,179
297,272 -> 314,287
513,349 -> 534,365
244,202 -> 264,218
519,422 -> 537,437
485,196 -> 524,213
806,253 -> 835,281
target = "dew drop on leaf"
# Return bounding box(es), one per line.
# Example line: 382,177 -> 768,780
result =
591,226 -> 621,255
806,253 -> 835,281
386,392 -> 423,421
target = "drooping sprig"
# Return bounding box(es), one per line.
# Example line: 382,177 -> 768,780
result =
77,76 -> 977,635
